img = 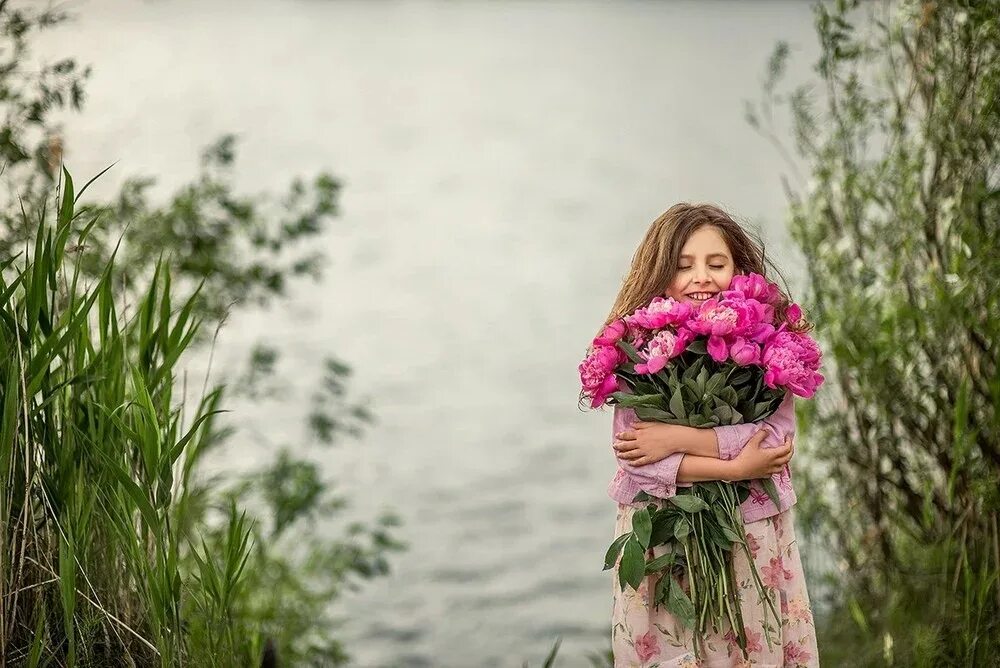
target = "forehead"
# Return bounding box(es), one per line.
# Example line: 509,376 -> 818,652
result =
680,226 -> 731,258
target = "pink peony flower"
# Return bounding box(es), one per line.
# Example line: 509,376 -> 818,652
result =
579,345 -> 624,407
761,331 -> 824,398
785,302 -> 803,325
579,346 -> 620,391
634,328 -> 693,374
688,296 -> 765,340
687,298 -> 741,337
783,641 -> 813,666
707,334 -> 729,362
729,337 -> 761,365
634,630 -> 661,662
625,296 -> 693,331
594,319 -> 627,346
729,273 -> 781,305
750,322 -> 776,344
589,374 -> 619,408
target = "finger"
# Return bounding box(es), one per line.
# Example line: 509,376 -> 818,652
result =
769,451 -> 792,467
770,442 -> 793,457
618,448 -> 645,460
613,440 -> 638,452
616,430 -> 637,441
748,429 -> 768,446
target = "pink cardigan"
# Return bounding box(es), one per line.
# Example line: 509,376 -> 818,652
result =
607,392 -> 797,524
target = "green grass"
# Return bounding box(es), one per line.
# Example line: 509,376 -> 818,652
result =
0,169 -> 255,664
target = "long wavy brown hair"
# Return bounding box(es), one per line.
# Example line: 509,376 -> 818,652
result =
597,203 -> 812,336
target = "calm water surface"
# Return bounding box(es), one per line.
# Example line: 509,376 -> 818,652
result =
40,1 -> 818,665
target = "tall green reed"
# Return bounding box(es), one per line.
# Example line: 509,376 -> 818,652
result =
0,169 -> 253,665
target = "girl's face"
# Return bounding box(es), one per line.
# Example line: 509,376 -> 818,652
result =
665,225 -> 737,307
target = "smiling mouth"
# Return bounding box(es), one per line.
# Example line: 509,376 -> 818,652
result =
685,292 -> 717,301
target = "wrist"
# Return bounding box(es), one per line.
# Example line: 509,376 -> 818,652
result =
666,424 -> 689,454
672,425 -> 721,458
721,459 -> 745,481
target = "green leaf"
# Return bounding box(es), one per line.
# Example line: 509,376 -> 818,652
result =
705,371 -> 726,396
634,406 -> 682,423
720,386 -> 740,405
618,538 -> 646,592
541,638 -> 562,668
674,518 -> 691,541
603,533 -> 631,571
616,339 -> 644,363
714,404 -> 733,423
649,511 -> 679,545
682,358 -> 703,382
686,339 -> 707,355
613,393 -> 668,409
669,387 -> 687,419
761,478 -> 782,508
632,490 -> 653,504
644,552 -> 676,574
705,522 -> 733,550
665,575 -> 697,629
721,525 -> 743,543
696,367 -> 710,395
633,381 -> 658,395
632,509 -> 652,550
730,370 -> 752,385
669,494 -> 709,513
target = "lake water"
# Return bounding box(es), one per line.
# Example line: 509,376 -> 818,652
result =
38,1 -> 820,665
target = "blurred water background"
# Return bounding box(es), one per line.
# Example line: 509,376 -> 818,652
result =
37,1 -> 819,665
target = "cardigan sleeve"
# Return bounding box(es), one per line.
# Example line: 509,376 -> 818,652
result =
611,393 -> 796,501
711,391 -> 796,460
611,405 -> 690,498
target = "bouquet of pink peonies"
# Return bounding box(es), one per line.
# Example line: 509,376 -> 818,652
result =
582,273 -> 823,659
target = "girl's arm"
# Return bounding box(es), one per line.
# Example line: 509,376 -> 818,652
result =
677,434 -> 793,483
711,392 -> 796,461
613,393 -> 796,495
613,407 -> 686,498
676,454 -> 741,483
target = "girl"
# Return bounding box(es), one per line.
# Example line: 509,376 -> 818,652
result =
599,204 -> 819,667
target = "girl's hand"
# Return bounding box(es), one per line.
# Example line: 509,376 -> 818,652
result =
731,430 -> 794,480
612,422 -> 681,466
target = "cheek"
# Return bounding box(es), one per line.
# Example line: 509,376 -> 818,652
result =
665,278 -> 685,299
718,269 -> 735,289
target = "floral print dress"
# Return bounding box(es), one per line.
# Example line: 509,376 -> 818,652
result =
611,502 -> 819,667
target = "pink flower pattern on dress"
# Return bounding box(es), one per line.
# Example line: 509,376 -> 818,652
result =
783,640 -> 813,666
787,596 -> 813,624
745,532 -> 761,560
634,630 -> 661,663
612,506 -> 818,666
723,626 -> 763,657
761,555 -> 794,589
